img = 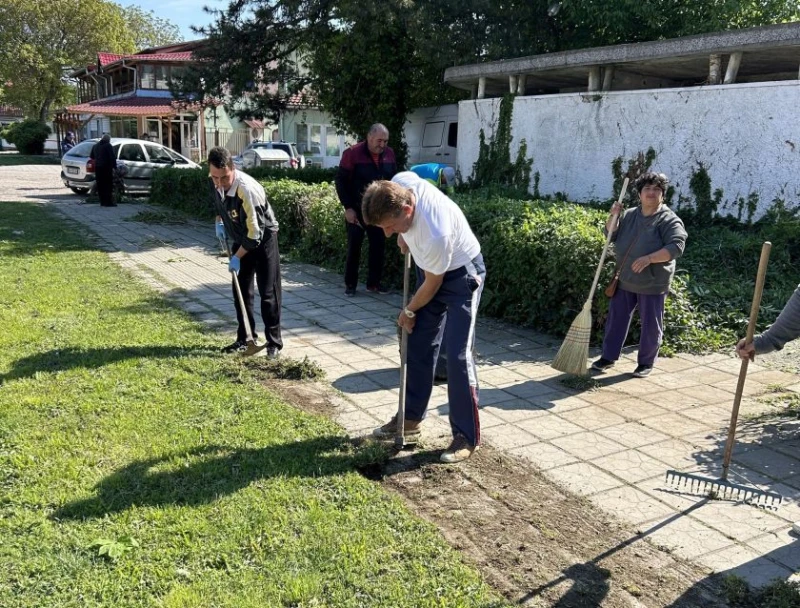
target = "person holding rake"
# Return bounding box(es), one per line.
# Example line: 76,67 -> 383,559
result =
591,172 -> 687,378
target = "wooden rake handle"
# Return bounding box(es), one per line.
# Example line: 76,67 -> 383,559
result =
587,177 -> 629,301
396,251 -> 412,449
722,241 -> 771,479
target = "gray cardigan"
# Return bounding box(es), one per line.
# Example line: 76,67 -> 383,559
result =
607,205 -> 687,295
753,285 -> 800,354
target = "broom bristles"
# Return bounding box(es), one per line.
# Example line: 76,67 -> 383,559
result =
551,301 -> 592,376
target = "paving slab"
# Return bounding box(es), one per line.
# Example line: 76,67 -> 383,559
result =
7,164 -> 800,587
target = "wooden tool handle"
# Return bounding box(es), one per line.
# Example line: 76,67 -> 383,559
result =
587,177 -> 629,301
722,241 -> 771,478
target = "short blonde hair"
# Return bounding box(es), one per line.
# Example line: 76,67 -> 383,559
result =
362,180 -> 412,225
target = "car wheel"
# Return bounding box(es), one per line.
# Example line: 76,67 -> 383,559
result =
69,187 -> 90,195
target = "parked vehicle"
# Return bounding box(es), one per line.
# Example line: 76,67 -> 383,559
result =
235,147 -> 292,170
61,138 -> 200,195
233,141 -> 306,170
404,104 -> 458,169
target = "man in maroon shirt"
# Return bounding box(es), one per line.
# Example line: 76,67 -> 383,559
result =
335,124 -> 398,296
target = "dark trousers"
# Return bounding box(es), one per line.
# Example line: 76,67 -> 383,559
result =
601,288 -> 667,366
344,221 -> 385,289
232,235 -> 282,349
96,167 -> 114,206
405,255 -> 485,446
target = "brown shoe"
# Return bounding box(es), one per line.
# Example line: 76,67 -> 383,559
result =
440,434 -> 477,463
372,415 -> 421,442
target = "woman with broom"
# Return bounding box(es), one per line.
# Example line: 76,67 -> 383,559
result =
591,172 -> 687,378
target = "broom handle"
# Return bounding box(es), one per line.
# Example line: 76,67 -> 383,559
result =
721,241 -> 771,480
587,177 -> 629,301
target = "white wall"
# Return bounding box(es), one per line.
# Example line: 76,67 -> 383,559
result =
456,81 -> 800,217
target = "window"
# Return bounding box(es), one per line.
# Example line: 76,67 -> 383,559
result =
165,148 -> 188,164
119,143 -> 146,162
422,121 -> 445,147
109,118 -> 137,139
326,127 -> 340,157
65,141 -> 95,158
447,122 -> 458,148
310,125 -> 322,156
141,65 -> 155,89
145,143 -> 174,163
295,124 -> 309,154
154,65 -> 169,90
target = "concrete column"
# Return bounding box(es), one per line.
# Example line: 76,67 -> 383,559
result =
517,74 -> 527,95
470,82 -> 479,99
588,66 -> 601,92
602,66 -> 615,91
509,75 -> 517,94
477,77 -> 486,99
723,52 -> 742,84
709,54 -> 722,85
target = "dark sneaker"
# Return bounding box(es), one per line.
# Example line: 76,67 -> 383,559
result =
440,434 -> 477,463
221,340 -> 247,353
372,415 -> 421,442
267,346 -> 280,359
633,364 -> 653,378
344,286 -> 356,297
591,357 -> 616,372
366,284 -> 390,295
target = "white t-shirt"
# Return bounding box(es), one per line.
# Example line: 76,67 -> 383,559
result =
393,171 -> 480,275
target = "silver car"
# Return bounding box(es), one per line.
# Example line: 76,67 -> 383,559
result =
61,137 -> 200,194
233,141 -> 306,170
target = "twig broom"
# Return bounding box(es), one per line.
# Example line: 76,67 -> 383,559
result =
551,177 -> 629,376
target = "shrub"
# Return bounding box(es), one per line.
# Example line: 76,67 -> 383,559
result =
149,169 -> 799,353
246,165 -> 338,184
2,119 -> 52,155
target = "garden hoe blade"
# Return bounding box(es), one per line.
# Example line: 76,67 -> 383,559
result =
665,242 -> 782,508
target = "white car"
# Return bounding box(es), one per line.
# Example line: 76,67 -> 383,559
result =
61,137 -> 200,194
233,141 -> 306,170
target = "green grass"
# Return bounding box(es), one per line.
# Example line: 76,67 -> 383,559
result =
0,202 -> 506,608
722,574 -> 800,607
0,153 -> 61,166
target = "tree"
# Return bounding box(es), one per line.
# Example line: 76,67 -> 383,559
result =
180,0 -> 800,166
121,5 -> 183,51
0,0 -> 183,122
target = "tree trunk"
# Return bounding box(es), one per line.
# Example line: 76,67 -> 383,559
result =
39,98 -> 53,123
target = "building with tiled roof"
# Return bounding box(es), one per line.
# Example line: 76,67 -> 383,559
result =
61,40 -> 348,167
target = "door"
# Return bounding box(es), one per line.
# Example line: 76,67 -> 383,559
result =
118,143 -> 149,192
321,125 -> 342,168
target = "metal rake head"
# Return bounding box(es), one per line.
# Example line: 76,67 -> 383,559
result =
665,470 -> 782,509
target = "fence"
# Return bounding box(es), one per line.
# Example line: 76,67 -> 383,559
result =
204,129 -> 251,155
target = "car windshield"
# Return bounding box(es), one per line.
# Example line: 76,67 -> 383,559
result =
145,144 -> 174,163
65,141 -> 95,158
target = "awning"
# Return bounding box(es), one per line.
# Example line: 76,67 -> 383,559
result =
66,97 -> 183,117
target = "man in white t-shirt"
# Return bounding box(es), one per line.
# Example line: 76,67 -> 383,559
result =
362,172 -> 486,463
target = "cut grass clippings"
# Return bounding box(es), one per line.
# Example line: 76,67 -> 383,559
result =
0,202 -> 507,608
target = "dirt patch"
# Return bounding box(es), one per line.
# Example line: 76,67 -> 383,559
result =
265,380 -> 731,607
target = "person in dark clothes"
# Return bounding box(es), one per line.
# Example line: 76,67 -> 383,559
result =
335,123 -> 397,296
90,134 -> 116,207
209,146 -> 283,358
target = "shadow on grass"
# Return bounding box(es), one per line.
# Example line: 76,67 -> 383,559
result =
0,345 -> 214,384
54,438 -> 375,520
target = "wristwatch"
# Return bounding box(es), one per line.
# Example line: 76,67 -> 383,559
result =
404,308 -> 416,319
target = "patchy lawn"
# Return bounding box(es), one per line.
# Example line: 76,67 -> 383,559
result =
0,202 -> 506,608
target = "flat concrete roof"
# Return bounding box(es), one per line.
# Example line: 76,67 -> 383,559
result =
445,21 -> 800,96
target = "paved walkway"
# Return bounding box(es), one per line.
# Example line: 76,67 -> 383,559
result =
6,165 -> 800,588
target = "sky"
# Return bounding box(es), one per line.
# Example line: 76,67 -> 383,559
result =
114,0 -> 226,41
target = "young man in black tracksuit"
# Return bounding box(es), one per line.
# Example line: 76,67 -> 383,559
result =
208,146 -> 282,357
335,123 -> 397,296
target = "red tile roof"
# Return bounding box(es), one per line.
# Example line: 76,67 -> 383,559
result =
98,53 -> 124,66
67,96 -> 182,117
286,92 -> 318,108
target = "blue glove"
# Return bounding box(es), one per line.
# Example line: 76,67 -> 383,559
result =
229,256 -> 241,274
215,222 -> 226,240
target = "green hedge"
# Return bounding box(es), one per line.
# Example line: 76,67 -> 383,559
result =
149,167 -> 800,352
246,166 -> 338,184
